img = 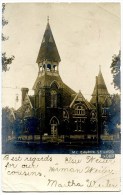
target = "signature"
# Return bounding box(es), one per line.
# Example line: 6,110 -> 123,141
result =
47,178 -> 118,188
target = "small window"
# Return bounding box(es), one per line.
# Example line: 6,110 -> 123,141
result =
102,107 -> 109,115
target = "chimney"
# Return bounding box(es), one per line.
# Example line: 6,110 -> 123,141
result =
21,88 -> 29,105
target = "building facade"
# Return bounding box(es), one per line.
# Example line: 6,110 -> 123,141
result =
15,20 -> 112,144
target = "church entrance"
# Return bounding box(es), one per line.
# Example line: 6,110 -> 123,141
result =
50,117 -> 59,137
51,124 -> 57,137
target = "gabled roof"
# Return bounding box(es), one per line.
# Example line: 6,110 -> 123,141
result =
36,22 -> 61,63
90,69 -> 109,105
70,91 -> 95,109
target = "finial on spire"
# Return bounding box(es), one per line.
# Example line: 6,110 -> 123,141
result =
47,16 -> 49,23
99,65 -> 101,72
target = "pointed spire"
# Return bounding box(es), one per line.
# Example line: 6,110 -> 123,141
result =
97,68 -> 108,93
99,65 -> 101,72
47,16 -> 49,23
36,18 -> 61,64
90,68 -> 109,105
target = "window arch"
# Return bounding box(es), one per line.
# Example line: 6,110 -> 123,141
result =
53,65 -> 57,71
50,116 -> 59,125
50,116 -> 59,137
51,90 -> 57,108
47,64 -> 51,71
74,105 -> 85,115
50,81 -> 59,89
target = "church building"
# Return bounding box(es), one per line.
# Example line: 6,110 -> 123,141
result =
15,19 -> 112,144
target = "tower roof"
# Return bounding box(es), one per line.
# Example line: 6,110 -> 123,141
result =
90,68 -> 109,105
36,20 -> 61,63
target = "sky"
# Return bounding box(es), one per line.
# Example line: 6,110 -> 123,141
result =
2,3 -> 120,109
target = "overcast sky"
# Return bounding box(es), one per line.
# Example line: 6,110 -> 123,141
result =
2,3 -> 120,109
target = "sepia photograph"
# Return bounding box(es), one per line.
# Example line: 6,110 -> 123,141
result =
1,2 -> 121,192
2,2 -> 120,154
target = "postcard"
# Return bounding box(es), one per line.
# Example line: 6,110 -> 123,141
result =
1,2 -> 121,192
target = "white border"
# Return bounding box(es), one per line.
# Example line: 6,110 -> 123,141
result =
0,0 -> 122,194
1,0 -> 123,3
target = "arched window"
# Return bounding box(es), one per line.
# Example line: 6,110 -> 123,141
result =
50,81 -> 59,89
53,65 -> 56,71
51,90 -> 57,108
50,116 -> 59,137
74,106 -> 85,115
63,110 -> 69,119
47,64 -> 51,71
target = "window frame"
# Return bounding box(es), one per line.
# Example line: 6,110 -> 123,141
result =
74,105 -> 85,116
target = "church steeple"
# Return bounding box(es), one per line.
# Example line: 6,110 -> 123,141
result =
36,18 -> 61,73
90,67 -> 109,105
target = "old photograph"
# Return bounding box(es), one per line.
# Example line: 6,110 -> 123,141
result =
2,3 -> 120,154
1,2 -> 121,191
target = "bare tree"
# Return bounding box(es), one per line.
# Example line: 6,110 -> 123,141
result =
2,3 -> 15,72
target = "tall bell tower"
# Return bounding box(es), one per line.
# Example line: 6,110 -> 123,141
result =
33,18 -> 64,135
33,18 -> 63,95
